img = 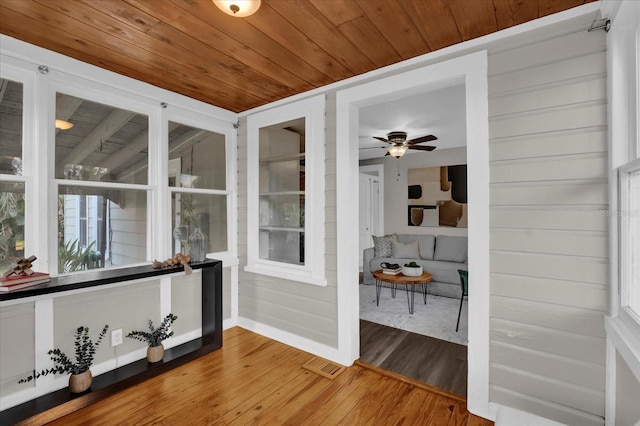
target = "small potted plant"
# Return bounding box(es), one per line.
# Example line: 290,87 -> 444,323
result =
19,325 -> 109,393
402,261 -> 423,277
126,313 -> 178,363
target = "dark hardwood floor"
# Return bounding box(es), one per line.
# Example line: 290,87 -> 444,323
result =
360,319 -> 468,396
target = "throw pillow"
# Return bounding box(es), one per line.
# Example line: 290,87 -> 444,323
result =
372,234 -> 396,257
391,240 -> 420,258
434,235 -> 468,263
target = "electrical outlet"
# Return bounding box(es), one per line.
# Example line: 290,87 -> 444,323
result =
111,328 -> 123,347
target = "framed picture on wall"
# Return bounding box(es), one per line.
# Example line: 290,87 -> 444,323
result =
407,165 -> 467,228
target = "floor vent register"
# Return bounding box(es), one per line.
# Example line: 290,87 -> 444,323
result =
302,357 -> 345,380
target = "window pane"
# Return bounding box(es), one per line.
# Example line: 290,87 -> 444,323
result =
0,181 -> 25,271
258,118 -> 305,265
629,169 -> 640,316
0,78 -> 23,176
55,93 -> 149,184
171,192 -> 227,255
168,122 -> 226,190
58,186 -> 147,273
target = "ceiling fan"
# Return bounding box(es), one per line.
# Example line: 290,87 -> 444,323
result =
365,131 -> 437,158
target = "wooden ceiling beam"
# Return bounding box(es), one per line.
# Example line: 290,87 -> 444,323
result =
0,79 -> 9,105
57,108 -> 136,175
117,127 -> 206,181
103,122 -> 180,175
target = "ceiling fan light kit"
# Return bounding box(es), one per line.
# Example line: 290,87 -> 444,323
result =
213,0 -> 261,17
388,145 -> 408,158
370,130 -> 438,158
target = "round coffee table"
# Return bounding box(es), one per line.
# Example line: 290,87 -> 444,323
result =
372,269 -> 433,314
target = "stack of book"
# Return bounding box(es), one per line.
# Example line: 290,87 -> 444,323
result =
382,265 -> 402,275
0,272 -> 50,292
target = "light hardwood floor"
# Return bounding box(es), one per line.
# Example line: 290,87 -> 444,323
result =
42,327 -> 491,425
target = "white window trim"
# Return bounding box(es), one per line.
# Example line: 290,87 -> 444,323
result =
245,94 -> 326,286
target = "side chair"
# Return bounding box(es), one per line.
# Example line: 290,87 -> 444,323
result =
456,269 -> 468,332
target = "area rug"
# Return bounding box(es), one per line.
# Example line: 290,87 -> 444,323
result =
359,283 -> 468,346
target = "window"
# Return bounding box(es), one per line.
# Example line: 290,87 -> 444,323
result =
0,51 -> 237,280
168,121 -> 229,259
245,95 -> 325,285
0,77 -> 24,272
606,0 -> 640,378
621,163 -> 640,317
259,119 -> 305,265
55,92 -> 150,273
615,7 -> 640,325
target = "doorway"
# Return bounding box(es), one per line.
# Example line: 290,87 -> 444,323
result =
359,165 -> 384,271
335,51 -> 490,417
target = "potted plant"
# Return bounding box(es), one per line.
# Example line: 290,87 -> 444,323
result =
402,261 -> 423,277
126,313 -> 178,363
19,324 -> 109,393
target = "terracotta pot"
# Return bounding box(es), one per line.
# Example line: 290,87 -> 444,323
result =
147,344 -> 165,363
68,370 -> 92,393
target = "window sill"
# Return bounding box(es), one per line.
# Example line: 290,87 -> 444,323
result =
244,264 -> 326,287
605,313 -> 640,382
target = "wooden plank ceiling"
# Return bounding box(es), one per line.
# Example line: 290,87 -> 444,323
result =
0,0 -> 595,113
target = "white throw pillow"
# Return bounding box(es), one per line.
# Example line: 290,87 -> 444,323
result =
391,240 -> 420,258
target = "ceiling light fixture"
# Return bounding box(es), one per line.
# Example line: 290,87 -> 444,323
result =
212,0 -> 261,17
55,119 -> 73,130
387,145 -> 408,158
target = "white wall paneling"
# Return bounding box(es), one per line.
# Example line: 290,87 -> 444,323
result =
488,21 -> 608,425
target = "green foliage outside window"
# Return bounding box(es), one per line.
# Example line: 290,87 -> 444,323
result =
0,188 -> 25,273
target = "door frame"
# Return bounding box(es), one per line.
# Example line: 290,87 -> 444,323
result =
335,51 -> 490,418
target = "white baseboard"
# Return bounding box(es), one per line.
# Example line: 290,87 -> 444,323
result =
236,316 -> 350,366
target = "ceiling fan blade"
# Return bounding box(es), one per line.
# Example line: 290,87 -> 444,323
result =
408,145 -> 436,151
359,146 -> 387,150
407,135 -> 437,145
373,136 -> 390,143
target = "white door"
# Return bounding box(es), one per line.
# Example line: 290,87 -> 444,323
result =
359,173 -> 382,270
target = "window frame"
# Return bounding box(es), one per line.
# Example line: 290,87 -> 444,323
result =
49,75 -> 157,273
618,158 -> 640,324
245,95 -> 326,286
165,106 -> 238,265
0,51 -> 238,277
0,60 -> 35,270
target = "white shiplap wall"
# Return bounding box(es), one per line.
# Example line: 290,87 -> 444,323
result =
488,29 -> 607,426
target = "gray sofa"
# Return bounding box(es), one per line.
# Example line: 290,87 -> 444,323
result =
363,233 -> 467,299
